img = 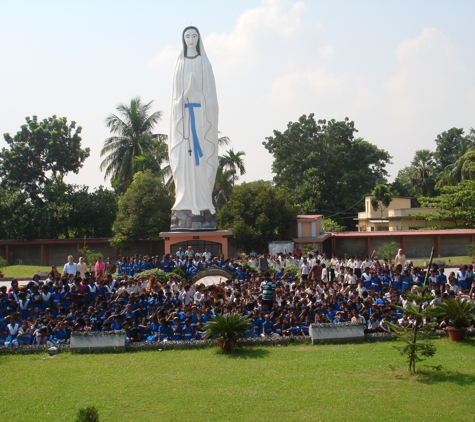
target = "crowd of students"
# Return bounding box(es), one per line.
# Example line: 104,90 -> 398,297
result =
1,248 -> 474,347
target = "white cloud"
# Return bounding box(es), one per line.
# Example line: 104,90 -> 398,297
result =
386,27 -> 467,117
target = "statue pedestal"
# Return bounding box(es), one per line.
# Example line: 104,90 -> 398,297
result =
159,230 -> 232,258
171,209 -> 217,230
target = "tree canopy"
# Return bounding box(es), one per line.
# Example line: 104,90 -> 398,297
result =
110,170 -> 174,251
416,180 -> 475,228
0,115 -> 115,240
263,114 -> 391,224
394,127 -> 475,201
0,115 -> 90,198
218,180 -> 297,251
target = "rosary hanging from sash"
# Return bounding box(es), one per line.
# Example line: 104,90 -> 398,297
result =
181,93 -> 204,166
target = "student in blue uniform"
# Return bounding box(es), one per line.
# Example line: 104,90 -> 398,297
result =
158,318 -> 172,342
5,315 -> 20,346
16,321 -> 33,345
182,318 -> 195,341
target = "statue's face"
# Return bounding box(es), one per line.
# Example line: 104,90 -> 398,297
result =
184,28 -> 199,49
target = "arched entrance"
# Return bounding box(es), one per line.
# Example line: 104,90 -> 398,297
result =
191,268 -> 234,286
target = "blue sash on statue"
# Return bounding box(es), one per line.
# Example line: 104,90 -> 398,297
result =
185,102 -> 204,165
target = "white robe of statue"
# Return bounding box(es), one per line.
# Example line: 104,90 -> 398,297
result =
169,27 -> 218,216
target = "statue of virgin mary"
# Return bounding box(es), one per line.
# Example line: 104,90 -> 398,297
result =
169,26 -> 219,230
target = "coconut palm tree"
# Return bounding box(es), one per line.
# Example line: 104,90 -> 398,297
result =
219,149 -> 246,187
436,135 -> 475,188
409,149 -> 436,197
100,97 -> 163,194
213,167 -> 234,209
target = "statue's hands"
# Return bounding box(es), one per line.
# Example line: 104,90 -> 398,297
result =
184,73 -> 194,98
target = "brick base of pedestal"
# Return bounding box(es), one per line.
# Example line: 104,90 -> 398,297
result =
159,230 -> 232,259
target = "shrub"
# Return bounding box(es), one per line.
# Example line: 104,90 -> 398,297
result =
76,406 -> 99,422
79,247 -> 103,267
282,265 -> 301,279
377,242 -> 399,263
0,255 -> 7,272
139,269 -> 170,284
172,266 -> 185,278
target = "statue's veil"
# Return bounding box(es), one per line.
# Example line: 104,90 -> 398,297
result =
179,26 -> 210,64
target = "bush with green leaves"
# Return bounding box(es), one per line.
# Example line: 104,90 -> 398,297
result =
76,406 -> 99,422
139,268 -> 182,284
377,242 -> 399,263
172,266 -> 185,279
432,298 -> 475,329
282,265 -> 301,279
203,313 -> 253,341
0,255 -> 7,272
79,246 -> 103,267
467,242 -> 475,258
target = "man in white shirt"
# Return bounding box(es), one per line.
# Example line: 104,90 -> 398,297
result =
63,255 -> 79,276
351,310 -> 367,327
300,259 -> 309,281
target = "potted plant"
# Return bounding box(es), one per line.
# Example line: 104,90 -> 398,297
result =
433,298 -> 475,341
203,313 -> 253,352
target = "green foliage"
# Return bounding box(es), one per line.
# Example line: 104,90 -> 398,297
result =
79,247 -> 103,268
371,183 -> 392,231
322,218 -> 343,233
241,262 -> 252,271
0,115 -> 89,197
110,170 -> 174,251
467,242 -> 475,258
262,114 -> 391,223
282,265 -> 302,279
389,286 -> 438,373
75,406 -> 99,422
377,242 -> 400,263
434,127 -> 469,172
417,180 -> 475,227
139,268 -> 180,284
218,180 -> 297,251
0,115 -> 110,240
100,97 -> 164,194
303,243 -> 315,253
0,255 -> 7,271
371,184 -> 392,212
219,148 -> 246,187
203,313 -> 253,341
432,298 -> 475,329
172,266 -> 185,279
67,186 -> 118,238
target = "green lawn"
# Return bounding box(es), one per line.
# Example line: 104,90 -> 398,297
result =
410,255 -> 471,267
1,338 -> 475,421
1,265 -> 51,278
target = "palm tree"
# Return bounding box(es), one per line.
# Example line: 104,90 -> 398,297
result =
100,97 -> 163,194
409,149 -> 436,197
436,134 -> 475,188
219,149 -> 246,187
213,167 -> 234,209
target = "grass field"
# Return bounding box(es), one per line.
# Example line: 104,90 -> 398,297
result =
1,338 -> 475,421
411,255 -> 472,267
1,265 -> 51,278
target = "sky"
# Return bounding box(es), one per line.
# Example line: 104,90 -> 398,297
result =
1,0 -> 474,191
